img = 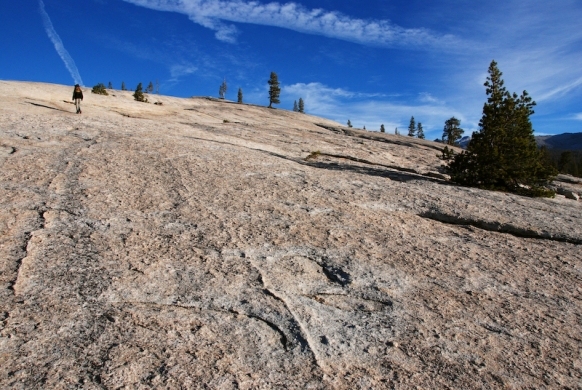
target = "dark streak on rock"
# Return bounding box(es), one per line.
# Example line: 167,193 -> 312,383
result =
480,323 -> 512,337
263,288 -> 283,303
320,264 -> 351,287
419,211 -> 581,245
315,152 -> 420,175
231,309 -> 289,351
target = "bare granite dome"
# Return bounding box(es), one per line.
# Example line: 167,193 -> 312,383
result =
0,80 -> 581,389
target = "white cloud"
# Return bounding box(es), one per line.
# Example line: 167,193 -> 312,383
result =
39,0 -> 83,86
170,64 -> 198,79
122,0 -> 458,47
573,113 -> 582,121
282,82 -> 469,138
418,92 -> 440,104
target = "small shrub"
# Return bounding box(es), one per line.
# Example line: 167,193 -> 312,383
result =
305,151 -> 321,161
134,83 -> 147,102
91,83 -> 108,95
223,119 -> 230,123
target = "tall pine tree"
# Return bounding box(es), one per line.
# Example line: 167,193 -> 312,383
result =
268,72 -> 280,108
380,124 -> 385,133
298,97 -> 305,113
445,60 -> 556,197
293,100 -> 298,112
238,88 -> 243,103
407,116 -> 416,137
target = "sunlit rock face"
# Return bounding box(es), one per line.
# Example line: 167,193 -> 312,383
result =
1,81 -> 580,389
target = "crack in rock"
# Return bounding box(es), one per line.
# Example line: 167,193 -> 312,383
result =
308,293 -> 393,312
7,232 -> 31,294
229,309 -> 289,351
248,259 -> 326,370
9,210 -> 46,295
419,210 -> 582,245
112,300 -> 293,353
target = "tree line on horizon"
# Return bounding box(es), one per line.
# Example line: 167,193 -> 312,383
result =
348,116 -> 461,144
89,72 -> 307,113
91,81 -> 157,95
214,72 -> 305,113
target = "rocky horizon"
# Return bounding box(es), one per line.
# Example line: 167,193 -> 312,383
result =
1,81 -> 580,388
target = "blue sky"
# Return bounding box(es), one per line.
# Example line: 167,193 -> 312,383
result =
2,0 -> 581,139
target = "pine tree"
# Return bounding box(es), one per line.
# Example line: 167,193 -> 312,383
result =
407,116 -> 416,137
219,78 -> 227,99
442,117 -> 464,146
293,100 -> 298,112
380,124 -> 385,133
444,60 -> 557,197
298,97 -> 305,113
133,82 -> 146,102
363,126 -> 366,130
238,88 -> 243,103
347,120 -> 352,128
121,81 -> 126,91
417,122 -> 425,139
268,72 -> 280,108
155,80 -> 160,94
395,127 -> 400,135
108,82 -> 113,90
147,81 -> 154,93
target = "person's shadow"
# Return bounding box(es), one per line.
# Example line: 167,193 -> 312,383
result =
27,101 -> 71,113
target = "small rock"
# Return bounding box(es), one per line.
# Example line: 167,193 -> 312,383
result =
0,146 -> 15,156
557,187 -> 580,200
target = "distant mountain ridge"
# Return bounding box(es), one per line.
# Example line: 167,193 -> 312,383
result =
536,132 -> 582,151
458,136 -> 471,149
455,133 -> 582,151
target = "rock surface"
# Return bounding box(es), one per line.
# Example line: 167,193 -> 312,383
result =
1,81 -> 581,389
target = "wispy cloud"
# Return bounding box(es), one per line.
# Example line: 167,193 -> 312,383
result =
170,64 -> 198,79
122,0 -> 458,47
38,0 -> 83,86
418,92 -> 440,104
537,77 -> 582,102
574,113 -> 582,121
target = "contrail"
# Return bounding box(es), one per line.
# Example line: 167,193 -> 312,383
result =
39,0 -> 84,86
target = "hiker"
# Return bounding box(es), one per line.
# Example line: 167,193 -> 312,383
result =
72,84 -> 83,114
